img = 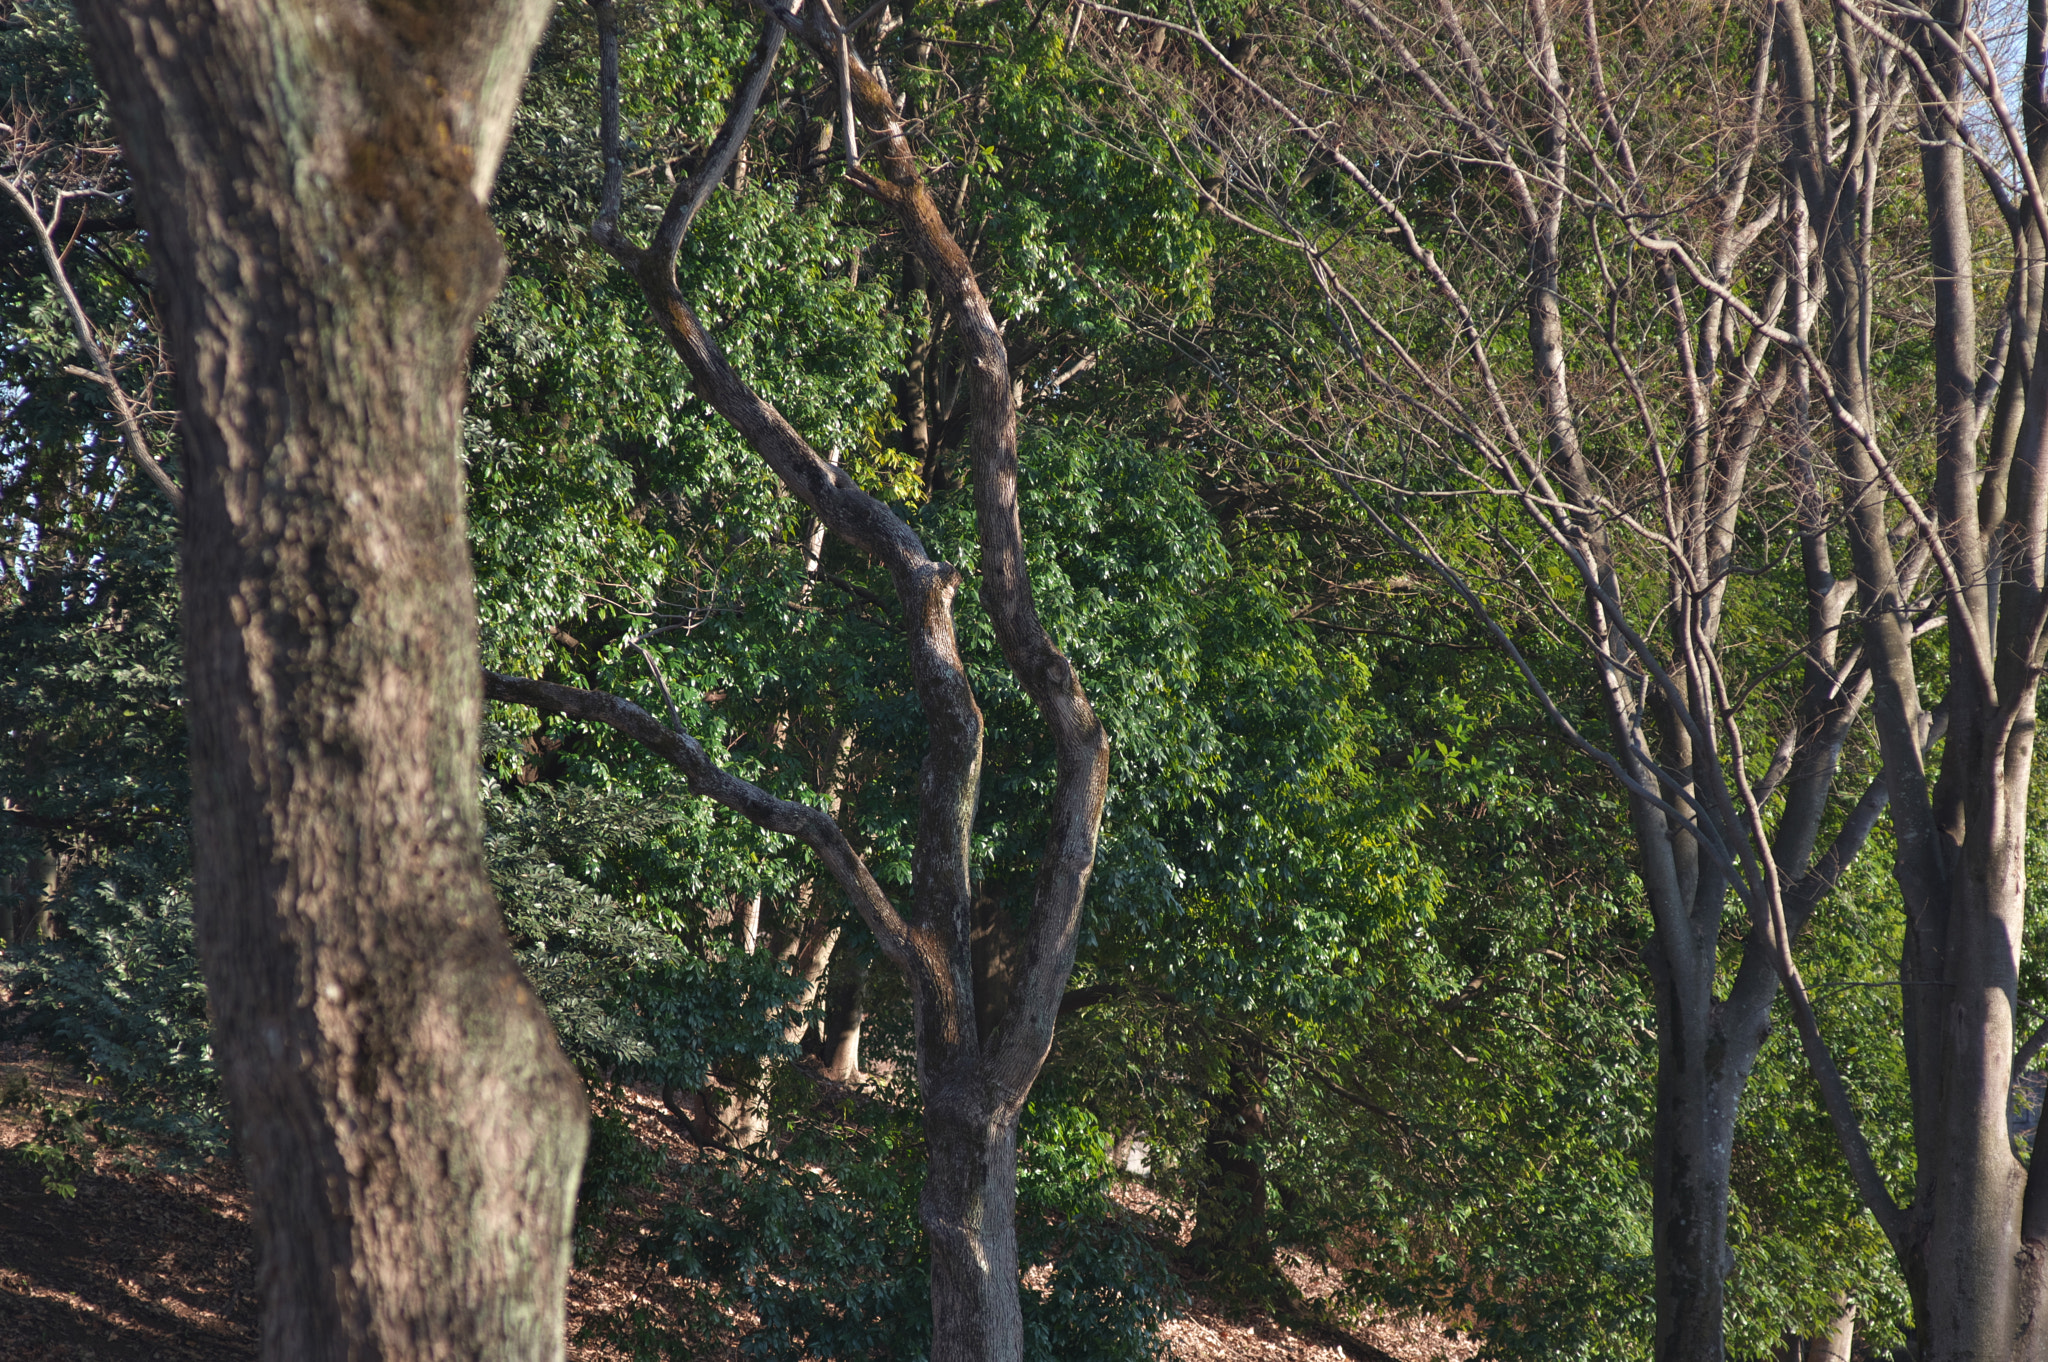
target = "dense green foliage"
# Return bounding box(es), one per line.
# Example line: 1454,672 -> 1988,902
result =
0,0 -> 1986,1358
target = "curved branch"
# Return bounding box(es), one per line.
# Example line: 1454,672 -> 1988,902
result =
786,7 -> 1113,1081
586,12 -> 987,1057
0,174 -> 183,516
595,0 -> 1111,1103
482,669 -> 923,979
653,20 -> 785,265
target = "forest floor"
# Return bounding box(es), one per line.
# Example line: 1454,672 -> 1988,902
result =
0,1034 -> 1477,1362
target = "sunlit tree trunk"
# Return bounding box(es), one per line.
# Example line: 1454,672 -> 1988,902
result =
1779,1 -> 2048,1353
484,7 -> 1110,1358
74,1 -> 584,1355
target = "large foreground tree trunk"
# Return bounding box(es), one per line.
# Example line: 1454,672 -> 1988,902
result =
74,1 -> 585,1357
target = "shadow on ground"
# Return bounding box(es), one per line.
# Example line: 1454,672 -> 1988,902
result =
0,1088 -> 256,1362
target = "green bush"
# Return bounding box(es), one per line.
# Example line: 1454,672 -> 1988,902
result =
626,1090 -> 1174,1362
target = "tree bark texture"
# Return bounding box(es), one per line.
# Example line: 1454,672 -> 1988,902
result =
74,1 -> 584,1357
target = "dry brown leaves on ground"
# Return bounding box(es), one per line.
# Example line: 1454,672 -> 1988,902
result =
0,1038 -> 1477,1362
1105,1182 -> 1479,1362
0,1037 -> 257,1362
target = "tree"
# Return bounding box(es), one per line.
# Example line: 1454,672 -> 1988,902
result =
1767,0 -> 2048,1352
1084,2 -> 1907,1357
480,1 -> 1116,1357
69,0 -> 588,1356
1,3 -> 179,952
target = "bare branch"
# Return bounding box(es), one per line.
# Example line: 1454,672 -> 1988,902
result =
0,171 -> 183,515
482,669 -> 922,973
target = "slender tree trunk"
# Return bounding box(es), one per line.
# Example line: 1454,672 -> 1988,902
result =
1773,3 -> 2048,1351
897,254 -> 939,493
1083,5 -> 1870,1356
819,953 -> 868,1084
779,921 -> 841,1051
506,13 -> 1113,1358
708,914 -> 842,1146
74,2 -> 583,1356
4,849 -> 58,945
1806,1298 -> 1855,1362
1902,36 -> 2022,1352
1649,939 -> 1734,1362
1192,1050 -> 1278,1297
711,893 -> 771,1147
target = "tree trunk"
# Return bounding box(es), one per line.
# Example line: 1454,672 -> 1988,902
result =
1192,1050 -> 1280,1300
1905,695 -> 2036,1360
1648,939 -> 1734,1362
1805,1296 -> 1855,1362
4,849 -> 58,945
922,1089 -> 1026,1362
496,12 -> 1114,1359
819,953 -> 868,1084
779,920 -> 842,1052
709,893 -> 771,1147
73,2 -> 584,1357
1791,4 -> 2048,1347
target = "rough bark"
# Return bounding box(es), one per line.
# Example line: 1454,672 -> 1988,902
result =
73,1 -> 584,1357
922,1096 -> 1026,1356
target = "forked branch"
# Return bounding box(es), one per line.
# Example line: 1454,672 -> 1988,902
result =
483,671 -> 919,969
0,166 -> 182,515
497,0 -> 1110,1086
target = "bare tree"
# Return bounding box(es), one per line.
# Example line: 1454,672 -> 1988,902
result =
1769,0 -> 2048,1353
71,0 -> 586,1356
0,109 -> 181,516
483,1 -> 1111,1358
1083,2 -> 1915,1356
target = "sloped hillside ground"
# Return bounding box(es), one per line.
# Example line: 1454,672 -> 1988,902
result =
0,1028 -> 1477,1362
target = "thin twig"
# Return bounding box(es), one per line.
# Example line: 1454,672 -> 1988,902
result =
0,173 -> 182,515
